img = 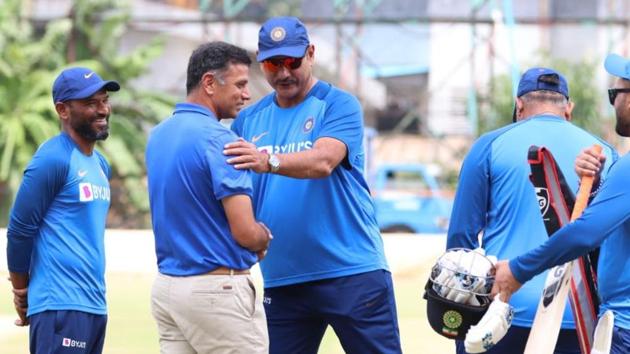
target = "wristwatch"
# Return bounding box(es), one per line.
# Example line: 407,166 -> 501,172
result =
268,153 -> 280,173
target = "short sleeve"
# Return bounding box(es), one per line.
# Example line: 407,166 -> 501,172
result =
318,90 -> 363,168
205,131 -> 253,200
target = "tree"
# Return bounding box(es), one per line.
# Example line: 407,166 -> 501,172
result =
0,0 -> 175,227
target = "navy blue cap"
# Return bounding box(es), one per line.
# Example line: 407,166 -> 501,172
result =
517,67 -> 569,98
52,67 -> 120,103
604,53 -> 630,80
257,17 -> 309,62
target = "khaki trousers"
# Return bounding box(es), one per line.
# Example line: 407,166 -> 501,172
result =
151,272 -> 268,354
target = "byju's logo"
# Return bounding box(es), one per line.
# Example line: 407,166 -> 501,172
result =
62,337 -> 87,348
79,183 -> 110,202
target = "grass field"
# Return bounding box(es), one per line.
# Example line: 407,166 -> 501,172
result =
0,234 -> 454,353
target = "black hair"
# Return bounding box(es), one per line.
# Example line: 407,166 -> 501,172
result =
186,41 -> 252,94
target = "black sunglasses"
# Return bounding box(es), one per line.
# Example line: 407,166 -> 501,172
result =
608,88 -> 630,105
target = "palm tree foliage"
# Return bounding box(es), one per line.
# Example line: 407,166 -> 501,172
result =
0,0 -> 175,227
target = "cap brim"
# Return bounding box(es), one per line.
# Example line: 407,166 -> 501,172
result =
257,45 -> 307,62
605,54 -> 630,80
70,80 -> 121,101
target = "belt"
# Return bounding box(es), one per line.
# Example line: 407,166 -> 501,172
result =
207,267 -> 250,276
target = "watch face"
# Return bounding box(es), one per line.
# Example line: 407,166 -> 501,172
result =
269,154 -> 280,172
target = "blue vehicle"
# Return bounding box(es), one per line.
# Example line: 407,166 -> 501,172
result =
371,164 -> 453,234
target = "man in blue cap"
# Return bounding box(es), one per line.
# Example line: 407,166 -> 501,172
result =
447,66 -> 617,354
6,67 -> 119,353
493,55 -> 630,354
223,17 -> 402,353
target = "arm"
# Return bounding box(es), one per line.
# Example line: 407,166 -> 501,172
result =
446,137 -> 493,249
492,157 -> 630,299
221,194 -> 272,252
223,137 -> 346,179
6,150 -> 67,326
226,88 -> 360,179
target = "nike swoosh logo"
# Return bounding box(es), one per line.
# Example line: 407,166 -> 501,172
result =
84,72 -> 95,79
78,170 -> 88,178
251,131 -> 268,143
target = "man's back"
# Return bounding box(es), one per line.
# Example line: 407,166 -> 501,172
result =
146,103 -> 257,276
448,114 -> 616,328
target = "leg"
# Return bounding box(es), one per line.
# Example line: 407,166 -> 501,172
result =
324,270 -> 402,354
29,310 -> 107,354
151,274 -> 196,354
610,326 -> 630,354
264,284 -> 328,354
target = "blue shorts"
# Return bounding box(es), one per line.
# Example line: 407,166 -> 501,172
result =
263,269 -> 402,354
455,325 -> 579,354
611,326 -> 630,354
29,310 -> 107,354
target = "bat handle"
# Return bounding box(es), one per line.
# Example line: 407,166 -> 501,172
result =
571,144 -> 602,221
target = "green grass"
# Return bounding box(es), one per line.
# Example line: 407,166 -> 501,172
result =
1,263 -> 453,353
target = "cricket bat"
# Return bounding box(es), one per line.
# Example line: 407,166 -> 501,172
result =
524,145 -> 602,354
591,310 -> 614,354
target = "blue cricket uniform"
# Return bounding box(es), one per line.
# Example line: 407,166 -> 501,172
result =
7,132 -> 111,316
447,115 -> 617,353
232,81 -> 389,287
233,80 -> 400,354
146,102 -> 258,275
511,152 -> 630,339
7,132 -> 111,353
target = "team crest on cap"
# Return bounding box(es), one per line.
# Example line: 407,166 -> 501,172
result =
270,27 -> 286,42
303,117 -> 314,133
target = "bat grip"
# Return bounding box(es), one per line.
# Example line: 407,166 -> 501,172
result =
571,144 -> 602,221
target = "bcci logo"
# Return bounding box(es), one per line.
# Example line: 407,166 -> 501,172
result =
442,310 -> 463,337
535,187 -> 550,217
303,117 -> 314,133
270,27 -> 286,42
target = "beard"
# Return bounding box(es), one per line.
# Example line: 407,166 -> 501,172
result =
72,117 -> 109,141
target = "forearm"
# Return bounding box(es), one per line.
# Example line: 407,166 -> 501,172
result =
271,149 -> 339,179
9,272 -> 29,290
509,218 -> 603,284
235,222 -> 271,252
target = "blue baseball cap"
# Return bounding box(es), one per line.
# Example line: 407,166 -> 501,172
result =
604,53 -> 630,80
517,67 -> 569,98
52,67 -> 120,103
257,17 -> 309,62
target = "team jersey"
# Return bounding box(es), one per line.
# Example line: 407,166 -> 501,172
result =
146,103 -> 258,276
7,132 -> 111,316
447,115 -> 617,329
511,153 -> 630,329
232,80 -> 389,288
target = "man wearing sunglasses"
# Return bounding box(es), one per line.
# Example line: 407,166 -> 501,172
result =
493,54 -> 630,354
224,16 -> 402,354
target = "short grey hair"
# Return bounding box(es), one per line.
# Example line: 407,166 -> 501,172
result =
520,90 -> 569,108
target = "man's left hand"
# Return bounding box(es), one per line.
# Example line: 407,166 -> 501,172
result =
490,260 -> 522,302
224,138 -> 269,173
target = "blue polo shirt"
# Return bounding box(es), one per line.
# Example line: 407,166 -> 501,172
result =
7,132 -> 111,316
146,103 -> 257,276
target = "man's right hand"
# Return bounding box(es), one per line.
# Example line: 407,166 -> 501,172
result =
12,287 -> 29,326
574,146 -> 605,184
